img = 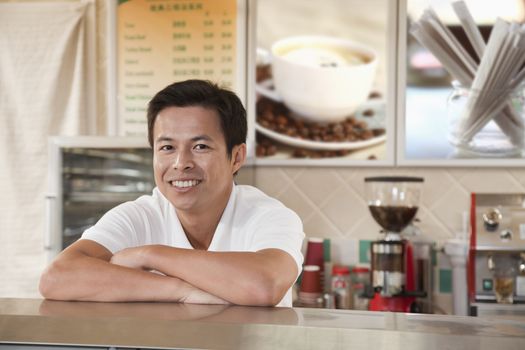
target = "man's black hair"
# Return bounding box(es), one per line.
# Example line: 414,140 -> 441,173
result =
147,79 -> 247,157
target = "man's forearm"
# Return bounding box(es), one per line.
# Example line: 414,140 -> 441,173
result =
41,252 -> 180,301
40,252 -> 225,304
138,246 -> 297,306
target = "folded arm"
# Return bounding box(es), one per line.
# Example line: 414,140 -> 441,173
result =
39,239 -> 227,305
110,246 -> 299,306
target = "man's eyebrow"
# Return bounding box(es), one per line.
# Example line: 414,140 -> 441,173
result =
155,135 -> 214,143
191,135 -> 214,142
155,136 -> 173,143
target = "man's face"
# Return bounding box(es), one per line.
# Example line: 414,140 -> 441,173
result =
152,105 -> 245,214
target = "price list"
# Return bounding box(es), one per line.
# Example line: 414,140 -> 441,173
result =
117,0 -> 238,136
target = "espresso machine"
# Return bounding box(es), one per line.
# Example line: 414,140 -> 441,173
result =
469,193 -> 525,317
364,176 -> 428,312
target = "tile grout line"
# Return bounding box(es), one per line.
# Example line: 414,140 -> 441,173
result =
505,170 -> 525,191
331,170 -> 375,235
275,168 -> 320,225
418,206 -> 456,241
285,169 -> 346,238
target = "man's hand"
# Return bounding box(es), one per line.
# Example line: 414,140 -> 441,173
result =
108,245 -> 228,305
179,282 -> 230,305
110,246 -> 148,270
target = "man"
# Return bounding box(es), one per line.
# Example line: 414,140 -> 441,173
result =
39,80 -> 305,307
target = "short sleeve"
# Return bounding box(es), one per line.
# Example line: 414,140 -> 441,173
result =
248,207 -> 305,277
81,201 -> 145,254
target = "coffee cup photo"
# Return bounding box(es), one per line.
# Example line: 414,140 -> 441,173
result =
257,35 -> 378,123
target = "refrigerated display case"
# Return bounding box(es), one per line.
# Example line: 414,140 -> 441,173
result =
45,136 -> 154,261
45,136 -> 255,261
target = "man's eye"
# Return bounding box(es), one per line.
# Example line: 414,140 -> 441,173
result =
159,145 -> 173,151
194,144 -> 209,150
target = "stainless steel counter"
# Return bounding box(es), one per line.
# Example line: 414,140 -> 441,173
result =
472,302 -> 525,322
1,298 -> 524,349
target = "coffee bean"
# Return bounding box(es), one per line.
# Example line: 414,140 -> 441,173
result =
362,109 -> 374,117
361,130 -> 374,140
266,144 -> 277,156
369,91 -> 382,99
256,96 -> 386,158
285,129 -> 297,137
331,124 -> 343,134
256,144 -> 267,157
355,120 -> 368,129
345,116 -> 356,124
256,65 -> 272,83
300,128 -> 310,138
372,128 -> 386,136
292,149 -> 308,158
263,111 -> 275,122
276,115 -> 288,126
294,119 -> 305,128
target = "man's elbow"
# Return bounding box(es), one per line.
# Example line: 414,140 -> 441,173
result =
39,272 -> 52,299
264,284 -> 288,306
248,274 -> 291,306
39,262 -> 65,300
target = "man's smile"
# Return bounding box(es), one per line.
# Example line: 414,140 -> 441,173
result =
169,179 -> 202,189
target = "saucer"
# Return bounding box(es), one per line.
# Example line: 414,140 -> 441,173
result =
255,79 -> 387,151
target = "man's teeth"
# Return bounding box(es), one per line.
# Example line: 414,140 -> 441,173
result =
172,180 -> 200,188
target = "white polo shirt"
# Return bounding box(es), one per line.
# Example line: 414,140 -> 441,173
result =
81,184 -> 305,307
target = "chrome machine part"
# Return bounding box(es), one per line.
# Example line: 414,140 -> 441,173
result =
372,271 -> 405,296
482,208 -> 502,231
371,240 -> 405,296
470,193 -> 525,311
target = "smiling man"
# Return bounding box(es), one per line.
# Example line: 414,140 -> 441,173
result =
39,80 -> 305,307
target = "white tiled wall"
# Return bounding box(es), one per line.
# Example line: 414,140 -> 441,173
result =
255,167 -> 525,245
253,166 -> 525,313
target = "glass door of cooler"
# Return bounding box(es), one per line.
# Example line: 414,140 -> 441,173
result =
46,137 -> 154,261
62,147 -> 154,248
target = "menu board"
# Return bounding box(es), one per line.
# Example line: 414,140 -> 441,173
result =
117,0 -> 240,136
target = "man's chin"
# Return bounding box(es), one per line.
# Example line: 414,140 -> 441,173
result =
168,197 -> 199,212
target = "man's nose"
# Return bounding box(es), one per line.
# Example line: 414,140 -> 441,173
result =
173,149 -> 194,170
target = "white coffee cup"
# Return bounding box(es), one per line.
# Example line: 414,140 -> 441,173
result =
258,36 -> 378,123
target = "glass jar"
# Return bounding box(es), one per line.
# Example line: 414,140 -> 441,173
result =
488,254 -> 519,304
331,265 -> 351,309
351,266 -> 370,310
447,81 -> 525,157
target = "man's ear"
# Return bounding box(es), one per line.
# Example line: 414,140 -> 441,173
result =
231,143 -> 247,174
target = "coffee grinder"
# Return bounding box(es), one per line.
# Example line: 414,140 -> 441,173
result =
364,176 -> 426,312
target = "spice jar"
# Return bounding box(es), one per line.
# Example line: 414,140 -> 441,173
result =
351,266 -> 370,310
447,80 -> 525,157
331,265 -> 352,309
